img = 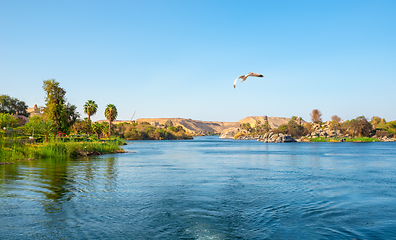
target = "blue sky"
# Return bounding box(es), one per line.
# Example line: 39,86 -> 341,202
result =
1,0 -> 395,122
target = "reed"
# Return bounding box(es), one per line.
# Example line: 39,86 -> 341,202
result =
0,137 -> 124,163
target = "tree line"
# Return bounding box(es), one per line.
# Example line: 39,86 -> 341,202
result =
274,109 -> 396,139
1,79 -> 193,141
235,110 -> 395,140
1,79 -> 118,142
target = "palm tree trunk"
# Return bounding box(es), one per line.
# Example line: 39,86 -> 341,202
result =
108,120 -> 111,139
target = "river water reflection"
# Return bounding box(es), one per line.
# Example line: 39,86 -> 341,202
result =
1,136 -> 396,239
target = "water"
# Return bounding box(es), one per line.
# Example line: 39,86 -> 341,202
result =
1,136 -> 396,239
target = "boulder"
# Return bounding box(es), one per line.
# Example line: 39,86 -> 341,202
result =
258,132 -> 296,143
219,127 -> 239,139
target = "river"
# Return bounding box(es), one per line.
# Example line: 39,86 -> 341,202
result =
1,136 -> 395,239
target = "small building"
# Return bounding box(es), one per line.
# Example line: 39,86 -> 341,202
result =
26,104 -> 42,117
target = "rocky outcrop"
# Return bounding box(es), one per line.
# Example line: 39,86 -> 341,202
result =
300,121 -> 396,142
219,127 -> 239,139
308,122 -> 345,138
258,132 -> 297,143
372,135 -> 396,142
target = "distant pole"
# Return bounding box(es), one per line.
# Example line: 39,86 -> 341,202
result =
131,111 -> 136,121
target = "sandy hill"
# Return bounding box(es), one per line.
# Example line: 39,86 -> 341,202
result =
99,116 -> 305,135
237,116 -> 307,129
135,118 -> 239,134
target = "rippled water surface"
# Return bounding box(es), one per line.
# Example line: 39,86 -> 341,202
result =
1,137 -> 396,239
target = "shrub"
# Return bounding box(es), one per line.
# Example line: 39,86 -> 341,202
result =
277,124 -> 288,133
234,132 -> 246,139
124,129 -> 142,140
349,116 -> 372,137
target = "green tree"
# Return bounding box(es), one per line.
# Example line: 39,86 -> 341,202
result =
100,122 -> 110,138
0,113 -> 18,129
104,104 -> 118,138
71,119 -> 91,135
65,103 -> 80,130
22,116 -> 54,142
349,116 -> 372,137
287,120 -> 306,138
83,100 -> 98,123
22,115 -> 43,136
91,122 -> 103,138
42,79 -> 67,133
241,123 -> 252,131
263,116 -> 271,133
42,79 -> 79,134
289,116 -> 297,124
0,95 -> 29,116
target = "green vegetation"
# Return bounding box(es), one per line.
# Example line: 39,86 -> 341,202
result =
240,117 -> 272,137
0,94 -> 29,116
340,116 -> 372,137
0,113 -> 19,129
308,137 -> 379,142
234,132 -> 246,139
371,117 -> 396,136
113,122 -> 193,140
42,79 -> 79,134
1,80 -> 127,163
2,78 -> 192,162
272,116 -> 307,138
0,137 -> 123,164
83,100 -> 98,123
303,111 -> 396,142
105,104 -> 118,138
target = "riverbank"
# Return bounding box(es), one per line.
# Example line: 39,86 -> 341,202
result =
0,139 -> 126,164
304,136 -> 390,142
234,132 -> 395,143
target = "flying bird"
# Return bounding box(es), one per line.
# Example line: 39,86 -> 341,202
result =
233,72 -> 264,88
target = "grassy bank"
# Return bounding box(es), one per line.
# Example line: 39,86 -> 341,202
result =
0,138 -> 125,164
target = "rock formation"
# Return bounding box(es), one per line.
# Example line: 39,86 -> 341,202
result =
219,127 -> 239,139
258,132 -> 297,143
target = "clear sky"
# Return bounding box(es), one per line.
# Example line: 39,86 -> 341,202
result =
1,0 -> 395,122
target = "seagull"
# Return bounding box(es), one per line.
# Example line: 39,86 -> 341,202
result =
233,72 -> 264,88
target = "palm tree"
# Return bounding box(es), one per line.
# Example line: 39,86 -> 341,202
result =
83,100 -> 98,123
104,104 -> 118,138
41,119 -> 54,142
91,122 -> 102,139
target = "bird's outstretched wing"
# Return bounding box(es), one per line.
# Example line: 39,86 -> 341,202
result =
240,75 -> 249,83
246,72 -> 264,78
234,75 -> 245,88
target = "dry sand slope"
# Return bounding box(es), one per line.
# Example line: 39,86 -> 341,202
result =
106,116 -> 305,135
135,118 -> 239,134
237,116 -> 307,129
